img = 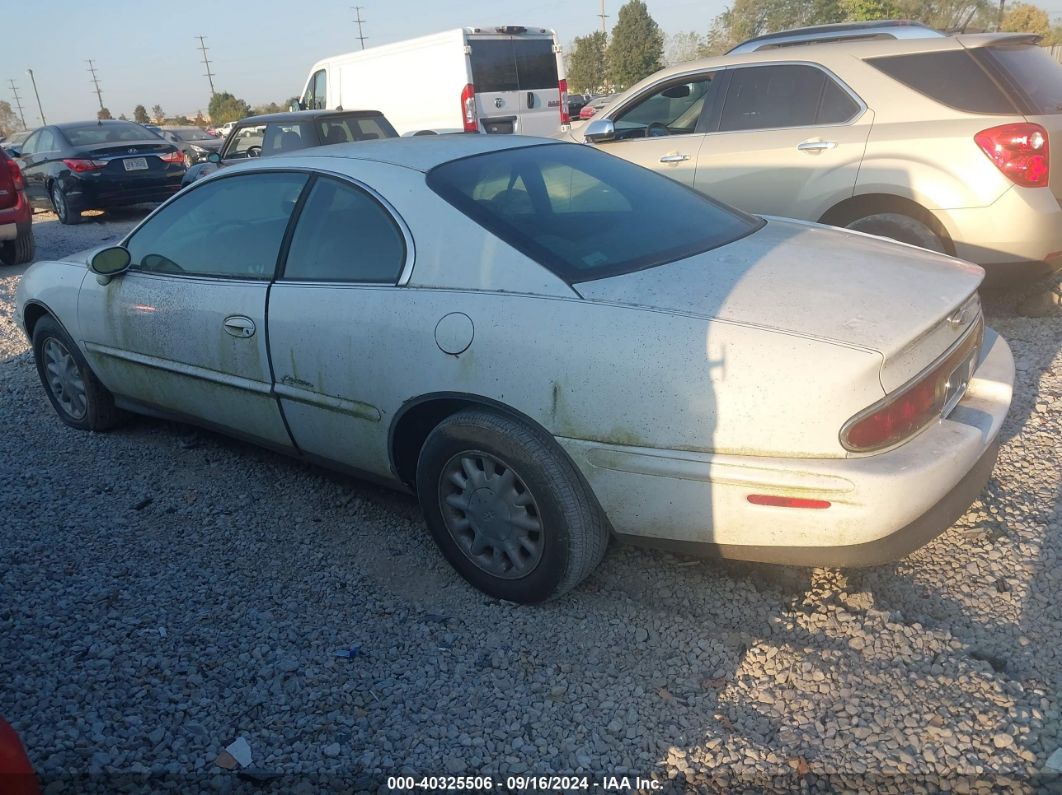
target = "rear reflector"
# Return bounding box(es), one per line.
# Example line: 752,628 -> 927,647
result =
461,83 -> 478,133
975,122 -> 1049,188
747,495 -> 831,509
62,158 -> 106,173
558,78 -> 571,125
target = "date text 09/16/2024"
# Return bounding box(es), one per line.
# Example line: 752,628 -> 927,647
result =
385,775 -> 662,790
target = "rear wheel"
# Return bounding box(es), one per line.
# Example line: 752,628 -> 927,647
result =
416,408 -> 609,603
844,212 -> 945,254
31,316 -> 123,431
50,183 -> 81,225
0,221 -> 34,265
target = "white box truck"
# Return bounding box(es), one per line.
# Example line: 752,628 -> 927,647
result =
296,26 -> 570,137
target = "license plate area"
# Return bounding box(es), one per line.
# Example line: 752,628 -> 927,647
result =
941,329 -> 982,418
123,157 -> 148,171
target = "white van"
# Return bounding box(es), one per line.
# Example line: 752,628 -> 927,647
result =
297,26 -> 569,137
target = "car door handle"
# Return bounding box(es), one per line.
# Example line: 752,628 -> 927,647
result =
223,316 -> 256,338
659,153 -> 690,163
797,139 -> 837,153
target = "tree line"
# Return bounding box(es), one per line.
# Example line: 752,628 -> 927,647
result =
566,0 -> 1062,95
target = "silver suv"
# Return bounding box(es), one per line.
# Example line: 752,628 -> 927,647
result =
565,28 -> 1062,281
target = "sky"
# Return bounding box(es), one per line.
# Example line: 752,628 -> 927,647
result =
1,0 -> 722,125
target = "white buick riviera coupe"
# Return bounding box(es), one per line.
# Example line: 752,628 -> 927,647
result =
16,136 -> 1014,602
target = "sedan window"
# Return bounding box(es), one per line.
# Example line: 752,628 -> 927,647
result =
428,143 -> 761,282
124,172 -> 308,279
318,115 -> 397,144
283,177 -> 406,283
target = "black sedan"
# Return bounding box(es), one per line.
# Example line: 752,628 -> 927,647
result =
182,109 -> 396,186
156,126 -> 223,167
15,120 -> 185,225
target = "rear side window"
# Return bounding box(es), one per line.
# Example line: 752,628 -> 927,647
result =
283,177 -> 406,283
867,50 -> 1017,114
469,38 -> 558,92
317,115 -> 397,145
719,65 -> 859,131
974,45 -> 1062,115
262,123 -> 312,155
428,143 -> 761,282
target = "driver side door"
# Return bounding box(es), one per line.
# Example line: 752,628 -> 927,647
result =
77,171 -> 309,448
589,72 -> 719,188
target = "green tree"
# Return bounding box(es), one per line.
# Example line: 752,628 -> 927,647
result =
208,92 -> 252,125
707,0 -> 846,54
118,113 -> 129,121
567,31 -> 609,93
97,107 -> 113,120
150,105 -> 165,123
133,104 -> 149,124
252,101 -> 286,115
607,0 -> 665,91
0,100 -> 22,137
1001,2 -> 1051,34
666,31 -> 709,66
193,110 -> 207,126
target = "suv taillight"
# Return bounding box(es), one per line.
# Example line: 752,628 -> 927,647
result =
558,78 -> 570,125
7,159 -> 25,191
975,122 -> 1049,188
461,83 -> 478,133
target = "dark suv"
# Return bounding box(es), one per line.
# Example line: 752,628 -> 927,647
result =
183,109 -> 397,186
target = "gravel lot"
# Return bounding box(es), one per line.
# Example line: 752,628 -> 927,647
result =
1,209 -> 1061,792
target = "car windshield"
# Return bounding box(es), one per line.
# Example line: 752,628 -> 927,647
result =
63,122 -> 154,146
427,143 -> 762,282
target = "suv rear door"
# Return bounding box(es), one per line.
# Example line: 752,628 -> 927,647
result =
694,63 -> 871,219
467,32 -> 562,135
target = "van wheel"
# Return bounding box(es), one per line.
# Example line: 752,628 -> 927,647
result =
844,212 -> 945,254
416,408 -> 609,603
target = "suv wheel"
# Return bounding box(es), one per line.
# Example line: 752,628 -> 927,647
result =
844,212 -> 945,254
0,221 -> 34,265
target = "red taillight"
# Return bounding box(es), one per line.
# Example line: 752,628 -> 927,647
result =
558,78 -> 570,125
7,159 -> 25,191
62,158 -> 106,173
747,495 -> 831,509
159,151 -> 184,164
975,123 -> 1049,188
841,317 -> 983,452
460,83 -> 478,133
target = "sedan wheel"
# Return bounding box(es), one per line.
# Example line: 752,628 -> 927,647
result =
416,408 -> 609,603
31,316 -> 123,431
50,184 -> 80,225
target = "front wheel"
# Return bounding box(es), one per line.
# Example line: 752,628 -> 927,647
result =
32,316 -> 123,431
844,212 -> 945,254
416,409 -> 609,603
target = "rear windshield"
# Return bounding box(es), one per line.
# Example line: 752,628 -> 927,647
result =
469,38 -> 559,93
866,50 -> 1017,114
427,143 -> 761,282
974,44 -> 1062,115
63,122 -> 155,146
168,128 -> 211,141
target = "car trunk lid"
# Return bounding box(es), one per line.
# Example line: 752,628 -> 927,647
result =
577,219 -> 984,392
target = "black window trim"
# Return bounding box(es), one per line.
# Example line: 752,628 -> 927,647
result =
426,142 -> 766,285
276,171 -> 413,286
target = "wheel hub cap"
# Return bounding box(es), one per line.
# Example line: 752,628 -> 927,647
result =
439,451 -> 544,579
43,338 -> 87,420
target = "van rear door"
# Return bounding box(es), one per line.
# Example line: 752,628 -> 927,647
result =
467,31 -> 563,136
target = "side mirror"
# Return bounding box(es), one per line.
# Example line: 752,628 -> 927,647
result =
90,246 -> 131,285
584,118 -> 616,144
207,151 -> 221,164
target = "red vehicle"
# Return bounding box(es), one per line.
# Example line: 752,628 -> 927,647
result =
0,147 -> 34,265
0,717 -> 39,795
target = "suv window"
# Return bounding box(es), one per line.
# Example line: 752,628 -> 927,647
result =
283,178 -> 405,282
719,65 -> 858,131
126,173 -> 308,279
613,77 -> 714,139
428,143 -> 761,282
973,44 -> 1062,115
867,50 -> 1017,114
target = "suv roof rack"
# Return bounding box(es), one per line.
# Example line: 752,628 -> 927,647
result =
726,20 -> 944,55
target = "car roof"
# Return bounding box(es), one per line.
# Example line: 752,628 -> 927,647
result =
271,134 -> 557,172
236,110 -> 385,125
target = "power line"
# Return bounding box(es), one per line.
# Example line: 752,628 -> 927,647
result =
352,6 -> 368,50
599,0 -> 608,34
7,80 -> 26,128
86,59 -> 105,112
195,35 -> 217,97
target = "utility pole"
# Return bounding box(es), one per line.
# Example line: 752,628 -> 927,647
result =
25,68 -> 45,125
86,59 -> 105,112
598,0 -> 608,34
195,35 -> 217,97
7,80 -> 26,128
997,0 -> 1006,31
352,6 -> 368,50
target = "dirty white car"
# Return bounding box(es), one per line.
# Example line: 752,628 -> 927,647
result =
16,136 -> 1014,602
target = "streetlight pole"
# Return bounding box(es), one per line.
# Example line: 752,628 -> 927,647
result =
26,68 -> 45,125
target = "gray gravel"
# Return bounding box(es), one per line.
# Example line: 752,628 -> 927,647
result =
1,209 -> 1060,792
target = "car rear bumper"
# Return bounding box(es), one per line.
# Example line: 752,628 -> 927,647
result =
557,327 -> 1014,566
0,192 -> 32,235
60,171 -> 184,210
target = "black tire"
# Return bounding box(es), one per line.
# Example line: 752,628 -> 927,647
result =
31,316 -> 123,431
50,183 -> 81,225
0,221 -> 34,265
416,408 -> 609,603
844,212 -> 945,253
